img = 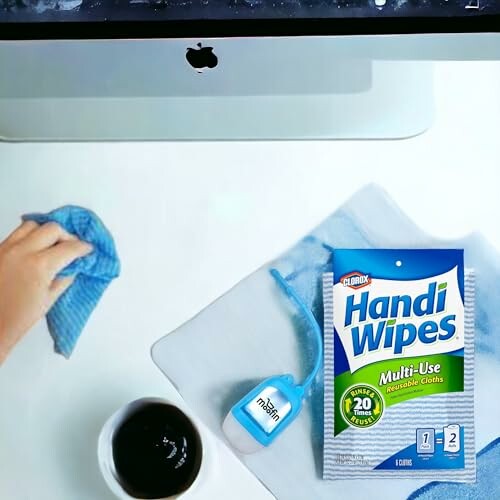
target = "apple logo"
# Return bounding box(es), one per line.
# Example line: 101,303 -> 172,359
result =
186,43 -> 218,73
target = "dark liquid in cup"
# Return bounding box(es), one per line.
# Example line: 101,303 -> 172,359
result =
112,403 -> 202,499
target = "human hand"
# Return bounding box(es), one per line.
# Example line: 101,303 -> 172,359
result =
0,221 -> 93,363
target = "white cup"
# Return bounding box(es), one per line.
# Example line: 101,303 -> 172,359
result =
98,397 -> 204,500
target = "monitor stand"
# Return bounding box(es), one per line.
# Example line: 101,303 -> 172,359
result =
0,39 -> 433,141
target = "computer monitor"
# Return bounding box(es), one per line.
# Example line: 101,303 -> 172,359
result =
1,1 -> 499,140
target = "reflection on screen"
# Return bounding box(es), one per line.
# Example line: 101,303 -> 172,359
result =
0,0 -> 498,22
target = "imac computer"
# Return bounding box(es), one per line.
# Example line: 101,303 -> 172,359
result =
0,1 -> 499,140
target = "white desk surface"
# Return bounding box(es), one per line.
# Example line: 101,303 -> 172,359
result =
0,62 -> 499,500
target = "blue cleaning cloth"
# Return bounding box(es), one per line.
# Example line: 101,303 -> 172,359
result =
274,183 -> 500,363
408,437 -> 500,500
271,183 -> 500,497
22,206 -> 120,358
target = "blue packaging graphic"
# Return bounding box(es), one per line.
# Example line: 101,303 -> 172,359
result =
323,249 -> 475,481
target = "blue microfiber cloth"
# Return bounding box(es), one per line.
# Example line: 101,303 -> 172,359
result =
408,437 -> 500,500
274,186 -> 500,362
272,185 -> 500,495
22,206 -> 120,358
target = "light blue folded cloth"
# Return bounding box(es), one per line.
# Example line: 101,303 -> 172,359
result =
23,206 -> 120,358
272,184 -> 500,498
408,438 -> 500,500
274,184 -> 500,363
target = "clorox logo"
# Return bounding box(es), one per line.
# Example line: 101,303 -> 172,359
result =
341,272 -> 371,289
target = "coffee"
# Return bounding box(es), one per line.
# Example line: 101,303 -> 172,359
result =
112,403 -> 202,499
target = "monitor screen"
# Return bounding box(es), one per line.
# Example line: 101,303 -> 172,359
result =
1,0 -> 499,38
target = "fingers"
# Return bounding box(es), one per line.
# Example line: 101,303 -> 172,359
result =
4,220 -> 39,246
43,239 -> 93,276
23,222 -> 75,252
49,275 -> 75,306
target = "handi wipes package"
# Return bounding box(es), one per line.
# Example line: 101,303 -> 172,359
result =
323,249 -> 475,481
